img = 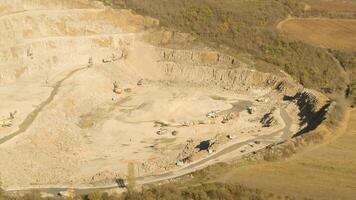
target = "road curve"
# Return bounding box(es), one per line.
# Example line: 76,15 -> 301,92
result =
137,109 -> 293,184
6,108 -> 294,195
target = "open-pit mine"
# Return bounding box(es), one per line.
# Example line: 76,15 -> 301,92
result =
0,0 -> 331,192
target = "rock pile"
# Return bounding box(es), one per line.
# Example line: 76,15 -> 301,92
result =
113,81 -> 122,94
247,106 -> 255,114
156,128 -> 168,135
221,112 -> 239,124
260,110 -> 278,127
177,139 -> 196,163
1,111 -> 16,128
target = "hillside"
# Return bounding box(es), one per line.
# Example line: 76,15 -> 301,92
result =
0,0 -> 354,199
99,0 -> 356,106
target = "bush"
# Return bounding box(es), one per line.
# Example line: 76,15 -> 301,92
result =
118,182 -> 289,200
97,0 -> 352,97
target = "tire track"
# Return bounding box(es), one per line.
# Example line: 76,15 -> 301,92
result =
0,65 -> 88,145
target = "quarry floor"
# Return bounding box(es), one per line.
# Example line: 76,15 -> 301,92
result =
0,61 -> 297,189
0,0 -> 300,191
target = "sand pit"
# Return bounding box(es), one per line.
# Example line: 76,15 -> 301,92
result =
0,0 -> 330,190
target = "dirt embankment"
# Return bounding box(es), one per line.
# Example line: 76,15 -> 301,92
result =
156,48 -> 331,137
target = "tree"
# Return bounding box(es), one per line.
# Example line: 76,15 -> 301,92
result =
87,191 -> 103,200
127,162 -> 136,193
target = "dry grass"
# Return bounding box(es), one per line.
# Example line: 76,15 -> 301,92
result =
279,18 -> 356,51
213,109 -> 356,200
306,0 -> 356,13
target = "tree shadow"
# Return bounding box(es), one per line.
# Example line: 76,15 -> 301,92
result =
195,140 -> 211,151
283,93 -> 331,138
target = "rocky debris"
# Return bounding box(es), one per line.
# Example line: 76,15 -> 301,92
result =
154,121 -> 170,127
177,139 -> 196,162
276,81 -> 286,92
260,109 -> 278,127
124,88 -> 132,93
171,130 -> 179,136
103,53 -> 120,63
161,49 -> 239,67
247,106 -> 255,114
58,190 -> 76,198
198,120 -> 207,125
182,121 -> 194,127
156,128 -> 168,135
1,119 -> 12,127
89,170 -> 120,184
88,56 -> 93,67
120,49 -> 128,59
176,160 -> 184,166
208,149 -> 214,154
227,134 -> 236,140
1,111 -> 16,127
103,58 -> 113,63
113,81 -> 123,94
206,111 -> 219,119
27,48 -> 33,59
9,111 -> 16,119
256,97 -> 268,103
137,79 -> 144,86
221,112 -> 239,124
181,119 -> 215,127
141,157 -> 173,173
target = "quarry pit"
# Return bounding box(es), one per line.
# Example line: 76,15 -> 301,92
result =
0,0 -> 330,191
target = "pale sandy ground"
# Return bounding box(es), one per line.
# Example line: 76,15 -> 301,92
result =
0,0 -> 301,189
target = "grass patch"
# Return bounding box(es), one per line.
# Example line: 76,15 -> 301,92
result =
84,182 -> 297,200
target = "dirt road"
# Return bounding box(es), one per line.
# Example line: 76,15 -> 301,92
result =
6,108 -> 293,195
